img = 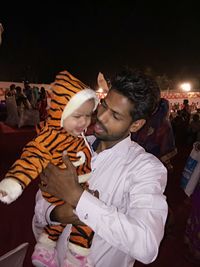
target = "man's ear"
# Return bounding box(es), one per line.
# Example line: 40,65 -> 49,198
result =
130,119 -> 146,133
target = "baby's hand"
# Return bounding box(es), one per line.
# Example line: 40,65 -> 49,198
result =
0,190 -> 8,198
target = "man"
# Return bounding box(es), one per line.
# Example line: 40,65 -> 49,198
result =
35,68 -> 168,267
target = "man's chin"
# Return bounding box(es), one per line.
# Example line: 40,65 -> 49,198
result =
94,131 -> 104,139
94,131 -> 100,138
94,131 -> 110,141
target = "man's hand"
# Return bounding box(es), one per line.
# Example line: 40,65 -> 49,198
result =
39,153 -> 84,208
50,203 -> 85,225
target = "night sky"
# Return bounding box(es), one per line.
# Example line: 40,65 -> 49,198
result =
1,1 -> 200,89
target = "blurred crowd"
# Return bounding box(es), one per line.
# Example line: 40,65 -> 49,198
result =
170,99 -> 200,146
2,81 -> 49,128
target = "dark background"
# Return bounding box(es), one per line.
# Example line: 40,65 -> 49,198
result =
1,1 -> 200,89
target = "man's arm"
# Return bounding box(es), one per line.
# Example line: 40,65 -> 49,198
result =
74,175 -> 168,264
40,155 -> 168,264
33,189 -> 82,227
39,156 -> 98,224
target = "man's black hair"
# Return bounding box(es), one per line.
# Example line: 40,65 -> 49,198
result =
110,68 -> 161,122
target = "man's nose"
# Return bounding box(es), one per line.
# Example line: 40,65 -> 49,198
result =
98,109 -> 110,123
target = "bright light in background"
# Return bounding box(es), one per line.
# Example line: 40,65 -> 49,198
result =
180,83 -> 191,92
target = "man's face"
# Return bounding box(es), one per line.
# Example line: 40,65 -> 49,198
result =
94,90 -> 134,142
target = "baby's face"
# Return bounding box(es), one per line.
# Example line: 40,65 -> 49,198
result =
63,99 -> 95,136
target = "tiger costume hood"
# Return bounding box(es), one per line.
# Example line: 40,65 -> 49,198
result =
48,70 -> 99,128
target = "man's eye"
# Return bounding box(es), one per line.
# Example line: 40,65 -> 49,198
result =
113,114 -> 119,120
112,113 -> 121,120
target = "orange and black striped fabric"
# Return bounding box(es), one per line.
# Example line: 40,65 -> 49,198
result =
47,70 -> 88,128
5,70 -> 95,249
5,126 -> 91,189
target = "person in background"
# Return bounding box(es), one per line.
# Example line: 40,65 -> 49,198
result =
23,80 -> 32,104
131,98 -> 177,171
31,86 -> 40,109
187,113 -> 200,145
4,85 -> 19,127
184,141 -> 200,265
15,86 -> 30,111
5,84 -> 16,99
171,110 -> 185,145
181,99 -> 191,130
36,68 -> 168,267
36,87 -> 48,122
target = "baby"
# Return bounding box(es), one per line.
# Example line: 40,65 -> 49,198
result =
0,70 -> 99,267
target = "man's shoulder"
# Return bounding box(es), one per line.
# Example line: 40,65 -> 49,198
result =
130,141 -> 165,167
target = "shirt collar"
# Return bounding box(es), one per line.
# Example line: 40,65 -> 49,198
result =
91,135 -> 133,157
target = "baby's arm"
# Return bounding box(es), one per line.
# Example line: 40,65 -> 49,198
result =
0,134 -> 52,204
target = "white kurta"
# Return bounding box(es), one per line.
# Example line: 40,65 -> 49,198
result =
33,136 -> 168,267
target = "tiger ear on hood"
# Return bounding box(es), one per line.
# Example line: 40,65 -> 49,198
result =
97,72 -> 109,92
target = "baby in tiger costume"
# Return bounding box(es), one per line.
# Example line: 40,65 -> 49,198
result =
0,70 -> 99,267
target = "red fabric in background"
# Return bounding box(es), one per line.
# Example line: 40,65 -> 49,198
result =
0,122 -> 37,266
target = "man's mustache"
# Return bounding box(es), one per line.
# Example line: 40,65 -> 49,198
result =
95,118 -> 108,133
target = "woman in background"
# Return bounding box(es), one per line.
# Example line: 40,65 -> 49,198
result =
131,98 -> 177,171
